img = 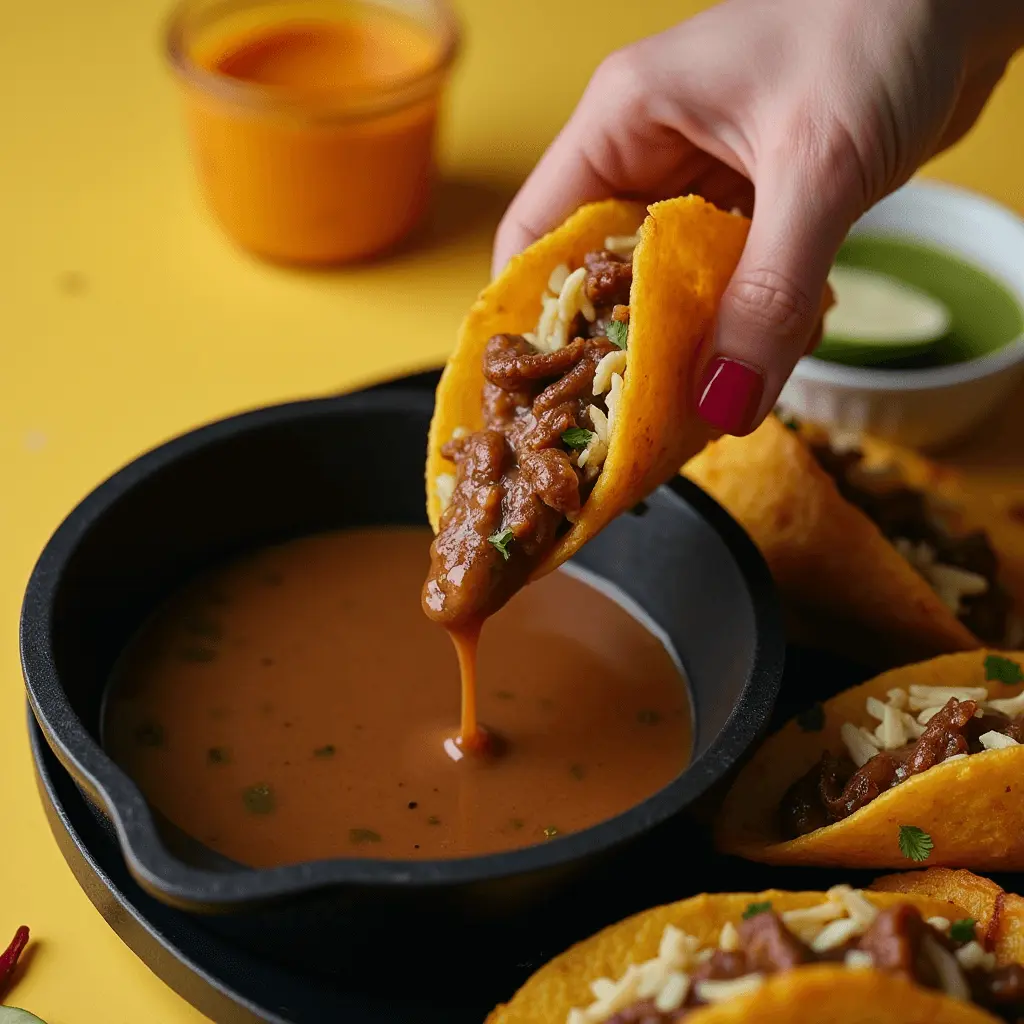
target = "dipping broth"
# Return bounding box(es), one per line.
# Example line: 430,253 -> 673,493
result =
103,528 -> 691,866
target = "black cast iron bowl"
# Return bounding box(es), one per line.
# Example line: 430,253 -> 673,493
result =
20,386 -> 783,997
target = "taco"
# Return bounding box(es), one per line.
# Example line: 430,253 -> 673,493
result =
487,884 -> 1024,1023
422,196 -> 750,630
715,650 -> 1024,869
871,868 -> 1024,967
682,415 -> 1018,666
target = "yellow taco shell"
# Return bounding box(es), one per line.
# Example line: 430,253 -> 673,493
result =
872,868 -> 1024,965
715,650 -> 1024,869
682,414 -> 979,666
487,889 -> 999,1024
426,195 -> 749,577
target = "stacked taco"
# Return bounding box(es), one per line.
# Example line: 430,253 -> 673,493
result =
488,877 -> 1024,1023
683,415 -> 1018,665
715,650 -> 1024,870
871,868 -> 1024,966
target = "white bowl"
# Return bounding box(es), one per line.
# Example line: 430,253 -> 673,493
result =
779,179 -> 1024,450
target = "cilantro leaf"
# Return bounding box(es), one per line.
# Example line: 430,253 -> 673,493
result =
949,918 -> 977,944
562,427 -> 598,450
607,320 -> 628,350
742,901 -> 772,920
898,824 -> 934,862
985,654 -> 1023,685
796,702 -> 826,732
488,528 -> 514,560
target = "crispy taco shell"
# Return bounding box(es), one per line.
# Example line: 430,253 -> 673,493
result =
872,868 -> 1024,965
426,196 -> 749,577
487,889 -> 998,1024
682,415 -> 979,666
715,650 -> 1024,869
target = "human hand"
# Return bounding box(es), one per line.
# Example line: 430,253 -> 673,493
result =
493,0 -> 1024,435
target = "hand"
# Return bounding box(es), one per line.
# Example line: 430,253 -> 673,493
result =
493,0 -> 1024,435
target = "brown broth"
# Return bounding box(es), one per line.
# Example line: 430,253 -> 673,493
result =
103,528 -> 691,866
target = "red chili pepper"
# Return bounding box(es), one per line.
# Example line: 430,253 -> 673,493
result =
0,925 -> 30,997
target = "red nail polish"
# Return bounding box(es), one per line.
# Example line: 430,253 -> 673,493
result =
697,357 -> 765,435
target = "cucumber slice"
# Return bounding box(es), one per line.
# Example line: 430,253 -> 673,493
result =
818,265 -> 951,366
0,1011 -> 47,1024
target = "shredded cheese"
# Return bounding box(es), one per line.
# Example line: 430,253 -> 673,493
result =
718,922 -> 740,952
923,936 -> 970,1001
694,975 -> 765,1003
811,917 -> 863,953
979,731 -> 1020,750
593,349 -> 628,396
435,473 -> 456,515
844,950 -> 874,970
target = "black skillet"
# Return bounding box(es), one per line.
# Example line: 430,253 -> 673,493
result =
22,368 -> 894,1023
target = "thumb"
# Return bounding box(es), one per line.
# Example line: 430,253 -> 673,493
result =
696,164 -> 853,436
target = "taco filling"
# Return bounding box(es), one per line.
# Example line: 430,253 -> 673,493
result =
805,430 -> 1013,645
423,238 -> 638,629
568,886 -> 1024,1023
781,680 -> 1024,839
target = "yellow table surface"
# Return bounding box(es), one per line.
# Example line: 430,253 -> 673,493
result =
2,1 -> 1023,1019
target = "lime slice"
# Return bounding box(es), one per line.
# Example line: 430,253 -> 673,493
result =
817,265 -> 951,366
0,1011 -> 47,1024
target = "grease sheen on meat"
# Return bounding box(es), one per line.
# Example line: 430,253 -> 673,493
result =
423,252 -> 630,629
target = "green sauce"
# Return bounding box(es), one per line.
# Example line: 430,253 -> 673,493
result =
816,235 -> 1023,369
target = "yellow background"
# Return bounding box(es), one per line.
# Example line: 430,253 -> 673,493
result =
1,0 -> 1023,1020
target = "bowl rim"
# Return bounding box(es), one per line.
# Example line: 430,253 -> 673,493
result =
794,178 -> 1024,392
20,387 -> 784,911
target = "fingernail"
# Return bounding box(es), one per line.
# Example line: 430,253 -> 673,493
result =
697,357 -> 764,435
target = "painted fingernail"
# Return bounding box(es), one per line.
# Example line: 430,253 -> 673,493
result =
697,357 -> 765,435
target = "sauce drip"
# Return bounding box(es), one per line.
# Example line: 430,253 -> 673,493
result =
103,528 -> 690,866
451,626 -> 485,752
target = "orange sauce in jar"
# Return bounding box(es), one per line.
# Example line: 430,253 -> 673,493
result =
167,0 -> 458,264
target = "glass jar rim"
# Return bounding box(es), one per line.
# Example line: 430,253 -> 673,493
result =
164,0 -> 461,123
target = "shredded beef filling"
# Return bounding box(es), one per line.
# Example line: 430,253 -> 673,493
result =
809,441 -> 1011,644
780,696 -> 1024,839
423,251 -> 632,628
608,906 -> 1024,1024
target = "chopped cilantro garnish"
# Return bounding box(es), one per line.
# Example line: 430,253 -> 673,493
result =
349,827 -> 381,845
742,901 -> 773,920
985,654 -> 1023,685
543,826 -> 560,838
950,918 -> 977,943
796,702 -> 826,732
607,320 -> 628,350
243,783 -> 275,815
898,824 -> 933,862
562,427 -> 597,449
488,528 -> 514,560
